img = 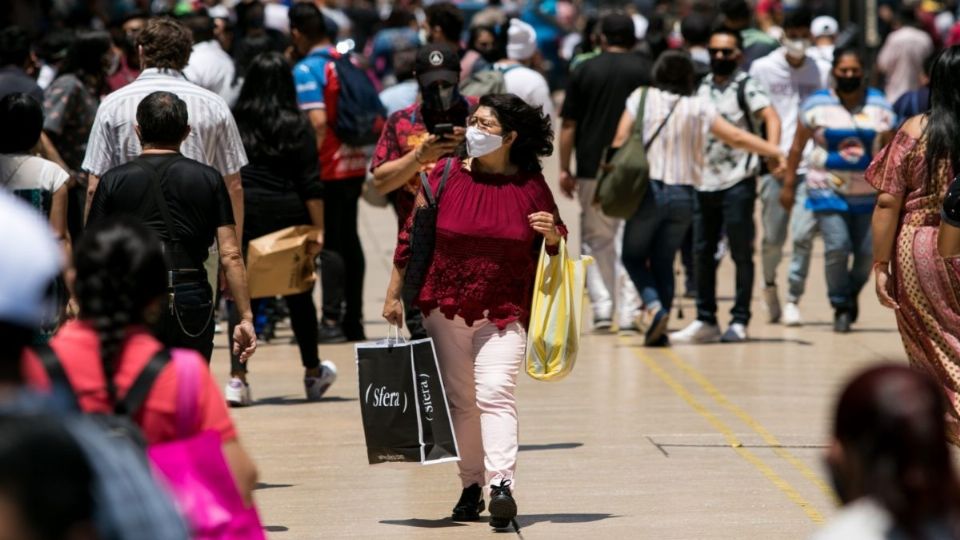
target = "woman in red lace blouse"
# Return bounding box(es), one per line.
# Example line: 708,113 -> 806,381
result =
384,94 -> 564,530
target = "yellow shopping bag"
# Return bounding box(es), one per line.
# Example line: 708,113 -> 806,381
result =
525,238 -> 593,382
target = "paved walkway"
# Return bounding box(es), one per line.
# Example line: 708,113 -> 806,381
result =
209,165 -> 907,539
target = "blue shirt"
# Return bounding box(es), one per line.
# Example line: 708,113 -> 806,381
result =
293,46 -> 337,111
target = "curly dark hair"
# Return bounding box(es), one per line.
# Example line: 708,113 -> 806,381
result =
469,93 -> 554,172
137,17 -> 193,71
74,217 -> 167,404
652,50 -> 696,96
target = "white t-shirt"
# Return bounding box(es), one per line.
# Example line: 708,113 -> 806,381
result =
625,87 -> 717,186
184,40 -> 238,107
0,154 -> 69,216
495,63 -> 556,119
749,48 -> 830,172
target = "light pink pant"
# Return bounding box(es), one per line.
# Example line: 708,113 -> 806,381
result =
423,314 -> 526,489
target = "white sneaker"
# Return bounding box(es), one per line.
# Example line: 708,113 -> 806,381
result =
721,323 -> 748,343
305,360 -> 338,401
782,302 -> 803,327
225,377 -> 252,407
592,315 -> 613,332
669,320 -> 722,344
763,286 -> 781,323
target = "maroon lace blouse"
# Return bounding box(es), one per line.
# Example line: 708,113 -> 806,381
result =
394,158 -> 567,329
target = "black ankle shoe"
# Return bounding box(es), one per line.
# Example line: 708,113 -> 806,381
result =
488,480 -> 517,529
317,322 -> 347,344
451,484 -> 484,521
834,311 -> 852,333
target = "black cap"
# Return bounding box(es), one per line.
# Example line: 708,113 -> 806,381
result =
600,13 -> 636,45
415,43 -> 460,86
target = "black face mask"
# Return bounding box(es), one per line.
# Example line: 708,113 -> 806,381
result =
421,83 -> 460,113
710,58 -> 738,77
836,76 -> 863,94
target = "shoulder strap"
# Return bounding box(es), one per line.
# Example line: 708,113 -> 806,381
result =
34,344 -> 81,411
116,349 -> 172,418
631,87 -> 648,136
736,76 -> 757,170
644,90 -> 679,151
419,159 -> 455,207
130,157 -> 184,246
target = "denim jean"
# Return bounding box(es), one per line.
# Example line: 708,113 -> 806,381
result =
622,181 -> 695,313
694,178 -> 756,326
759,175 -> 817,303
817,207 -> 874,311
154,279 -> 215,361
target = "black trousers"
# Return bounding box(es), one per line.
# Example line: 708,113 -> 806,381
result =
693,178 -> 757,326
154,279 -> 215,362
321,177 -> 366,338
227,292 -> 320,374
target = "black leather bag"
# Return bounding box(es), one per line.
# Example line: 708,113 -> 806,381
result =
401,159 -> 454,307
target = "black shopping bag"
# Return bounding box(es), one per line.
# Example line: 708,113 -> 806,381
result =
355,337 -> 459,465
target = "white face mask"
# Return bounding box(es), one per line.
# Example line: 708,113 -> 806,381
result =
782,37 -> 810,60
466,126 -> 504,158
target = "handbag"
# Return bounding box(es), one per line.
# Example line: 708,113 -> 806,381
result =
525,239 -> 593,382
401,158 -> 454,307
355,332 -> 460,465
147,350 -> 266,540
595,88 -> 678,219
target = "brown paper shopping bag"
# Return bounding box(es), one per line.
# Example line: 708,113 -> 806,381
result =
246,226 -> 320,299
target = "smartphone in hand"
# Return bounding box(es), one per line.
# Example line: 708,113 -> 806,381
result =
433,123 -> 454,138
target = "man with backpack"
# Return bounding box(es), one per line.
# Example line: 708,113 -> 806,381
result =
671,26 -> 781,344
291,2 -> 385,342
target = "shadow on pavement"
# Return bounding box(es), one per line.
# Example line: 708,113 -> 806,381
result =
255,483 -> 295,491
256,396 -> 358,406
263,525 -> 289,532
380,518 -> 468,529
518,442 -> 583,452
518,513 -> 619,527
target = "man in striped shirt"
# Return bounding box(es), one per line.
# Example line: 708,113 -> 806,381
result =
81,17 -> 247,235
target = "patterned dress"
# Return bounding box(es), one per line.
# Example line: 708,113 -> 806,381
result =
866,129 -> 960,431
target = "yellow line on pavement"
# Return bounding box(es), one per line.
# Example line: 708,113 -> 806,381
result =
658,348 -> 839,505
629,345 -> 824,523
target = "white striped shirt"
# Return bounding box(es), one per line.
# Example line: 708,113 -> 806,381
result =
82,68 -> 247,177
625,87 -> 718,187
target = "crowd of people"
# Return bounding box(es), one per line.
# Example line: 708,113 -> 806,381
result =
5,0 -> 960,537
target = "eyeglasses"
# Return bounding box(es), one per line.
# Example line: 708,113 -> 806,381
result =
708,48 -> 737,58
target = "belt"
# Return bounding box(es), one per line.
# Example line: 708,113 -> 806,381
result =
168,268 -> 206,286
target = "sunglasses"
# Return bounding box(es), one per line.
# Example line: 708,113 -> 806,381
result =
708,48 -> 737,58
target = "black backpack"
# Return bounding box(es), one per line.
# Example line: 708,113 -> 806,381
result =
321,51 -> 387,146
34,345 -> 172,451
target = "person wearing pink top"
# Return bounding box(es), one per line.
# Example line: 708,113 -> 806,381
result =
383,94 -> 564,531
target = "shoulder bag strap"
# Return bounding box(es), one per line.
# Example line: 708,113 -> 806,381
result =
34,344 -> 81,411
172,349 -> 201,439
644,90 -> 679,151
116,349 -> 172,417
129,157 -> 183,246
419,158 -> 455,206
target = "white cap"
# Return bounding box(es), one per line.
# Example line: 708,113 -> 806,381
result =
507,19 -> 538,61
264,3 -> 290,34
632,13 -> 649,40
0,190 -> 62,327
811,16 -> 839,38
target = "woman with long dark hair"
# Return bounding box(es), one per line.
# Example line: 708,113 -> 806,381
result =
815,365 -> 960,538
869,46 -> 960,438
227,51 -> 333,407
383,94 -> 563,530
21,217 -> 259,503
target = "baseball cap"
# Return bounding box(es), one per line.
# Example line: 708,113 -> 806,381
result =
811,16 -> 838,38
415,43 -> 460,86
0,190 -> 62,328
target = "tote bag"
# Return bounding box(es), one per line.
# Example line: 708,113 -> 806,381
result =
525,239 -> 593,382
147,351 -> 266,540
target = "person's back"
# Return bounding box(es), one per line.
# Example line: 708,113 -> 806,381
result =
496,62 -> 554,117
82,18 -> 246,181
878,10 -> 935,103
563,50 -> 651,179
0,27 -> 42,102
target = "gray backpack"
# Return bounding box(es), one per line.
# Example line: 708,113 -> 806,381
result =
460,65 -> 520,97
